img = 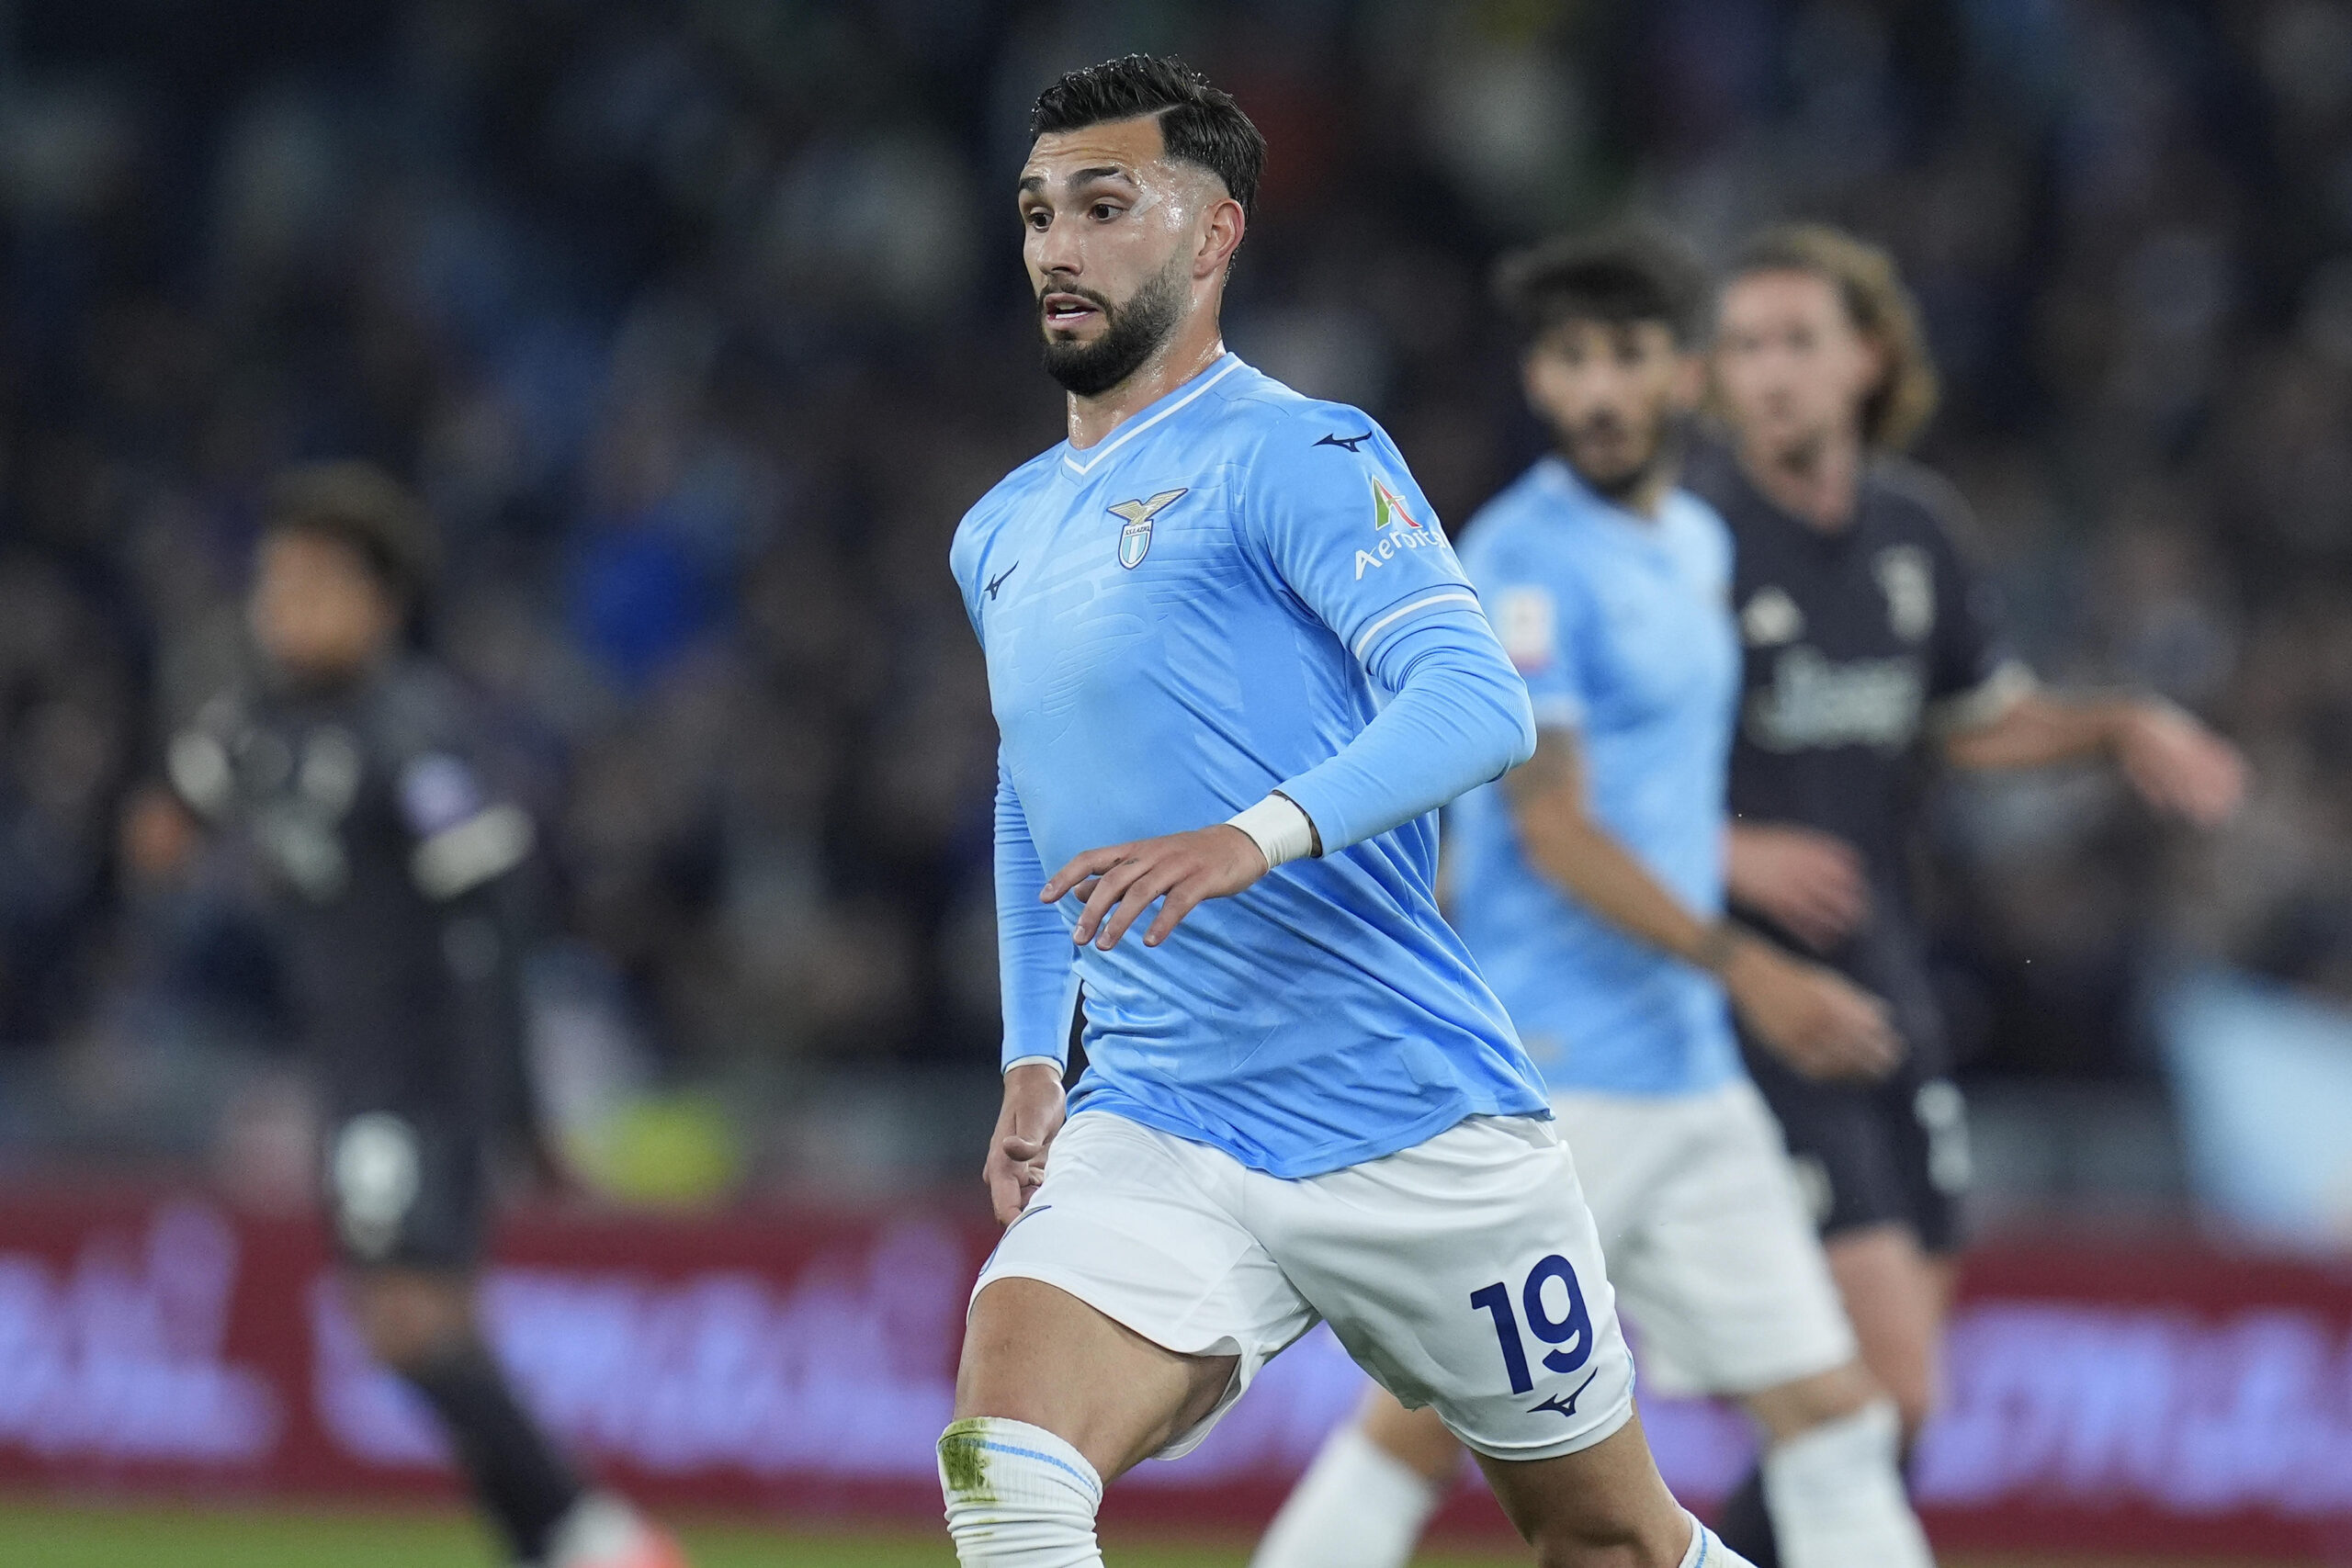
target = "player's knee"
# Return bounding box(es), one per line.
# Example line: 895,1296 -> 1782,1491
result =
1510,1485 -> 1690,1568
1357,1390 -> 1463,1486
938,1416 -> 1103,1565
1748,1358 -> 1883,1443
349,1269 -> 476,1371
1521,1513 -> 1664,1568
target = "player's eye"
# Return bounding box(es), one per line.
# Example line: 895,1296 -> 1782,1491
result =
1091,202 -> 1121,221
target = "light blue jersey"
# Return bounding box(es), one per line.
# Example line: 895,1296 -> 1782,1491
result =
1449,457 -> 1745,1097
954,355 -> 1547,1179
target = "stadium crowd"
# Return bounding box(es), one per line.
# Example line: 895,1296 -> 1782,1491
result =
0,0 -> 2347,1196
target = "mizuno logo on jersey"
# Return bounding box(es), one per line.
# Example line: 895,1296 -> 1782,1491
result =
1315,430 -> 1374,452
1108,489 -> 1187,570
1528,1369 -> 1600,1420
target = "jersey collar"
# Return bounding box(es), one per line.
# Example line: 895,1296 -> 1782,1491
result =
1058,354 -> 1245,479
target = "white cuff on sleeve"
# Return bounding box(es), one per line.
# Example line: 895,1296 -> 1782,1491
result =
1003,1055 -> 1065,1077
1227,793 -> 1318,869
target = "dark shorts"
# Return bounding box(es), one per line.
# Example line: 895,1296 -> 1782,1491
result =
1738,1039 -> 1972,1256
322,1106 -> 488,1270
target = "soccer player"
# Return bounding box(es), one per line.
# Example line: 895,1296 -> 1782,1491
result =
944,57 -> 1741,1568
1690,224 -> 2246,1563
1251,231 -> 1937,1568
139,464 -> 684,1568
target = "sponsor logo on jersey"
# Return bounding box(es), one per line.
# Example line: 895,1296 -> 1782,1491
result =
1745,647 -> 1926,751
1107,489 -> 1187,570
1353,477 -> 1445,578
1315,429 -> 1373,452
1372,478 -> 1425,531
1740,585 -> 1806,647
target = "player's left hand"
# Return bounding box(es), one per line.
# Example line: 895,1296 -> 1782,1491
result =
1043,825 -> 1271,951
2116,703 -> 2247,828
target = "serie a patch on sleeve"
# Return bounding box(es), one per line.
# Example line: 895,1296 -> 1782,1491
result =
1495,586 -> 1557,673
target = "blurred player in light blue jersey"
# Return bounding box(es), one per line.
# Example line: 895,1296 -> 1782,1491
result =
1253,231 -> 1934,1568
938,56 -> 1739,1568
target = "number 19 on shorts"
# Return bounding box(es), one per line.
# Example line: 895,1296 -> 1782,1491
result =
1471,1254 -> 1592,1393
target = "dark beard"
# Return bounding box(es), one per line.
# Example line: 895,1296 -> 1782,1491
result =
1564,417 -> 1682,502
1040,257 -> 1186,397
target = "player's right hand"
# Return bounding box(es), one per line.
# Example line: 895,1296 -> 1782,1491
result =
1723,938 -> 1903,1081
1042,824 -> 1272,951
984,1061 -> 1068,1225
1724,823 -> 1870,953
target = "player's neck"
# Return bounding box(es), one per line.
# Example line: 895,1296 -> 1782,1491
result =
1565,455 -> 1675,521
1743,430 -> 1863,533
1065,322 -> 1228,451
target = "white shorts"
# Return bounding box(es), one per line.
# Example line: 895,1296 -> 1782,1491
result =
1553,1079 -> 1857,1397
974,1109 -> 1637,1464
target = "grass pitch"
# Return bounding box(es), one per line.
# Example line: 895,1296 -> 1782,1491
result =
0,1501 -> 1521,1567
0,1501 -> 2306,1565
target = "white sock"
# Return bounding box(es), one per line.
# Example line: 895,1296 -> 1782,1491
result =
1249,1422 -> 1443,1568
544,1493 -> 661,1567
938,1416 -> 1105,1567
1761,1399 -> 1935,1568
1680,1508 -> 1757,1567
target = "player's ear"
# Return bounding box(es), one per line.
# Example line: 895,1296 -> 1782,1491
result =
1197,193 -> 1245,279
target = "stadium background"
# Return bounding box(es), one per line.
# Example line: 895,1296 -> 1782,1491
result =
0,0 -> 2348,1562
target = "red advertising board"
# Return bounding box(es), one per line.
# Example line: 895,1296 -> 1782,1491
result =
1,1190 -> 2348,1558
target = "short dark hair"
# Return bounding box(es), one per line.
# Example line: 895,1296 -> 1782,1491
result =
1031,55 -> 1266,220
1494,225 -> 1712,349
265,460 -> 441,608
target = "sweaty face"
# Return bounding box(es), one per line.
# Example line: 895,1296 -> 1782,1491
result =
250,529 -> 401,682
1019,116 -> 1212,396
1713,269 -> 1882,463
1523,318 -> 1697,500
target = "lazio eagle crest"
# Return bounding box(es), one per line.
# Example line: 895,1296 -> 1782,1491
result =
1109,489 -> 1187,570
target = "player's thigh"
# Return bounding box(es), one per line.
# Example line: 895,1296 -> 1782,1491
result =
1598,1082 -> 1859,1401
967,1111 -> 1314,1476
343,1265 -> 479,1369
1266,1114 -> 1637,1466
1740,1043 -> 1911,1239
1476,1409 -> 1690,1566
958,1276 -> 1238,1481
1824,1222 -> 1945,1437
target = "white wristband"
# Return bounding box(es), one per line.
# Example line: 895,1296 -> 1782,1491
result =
1227,793 -> 1317,869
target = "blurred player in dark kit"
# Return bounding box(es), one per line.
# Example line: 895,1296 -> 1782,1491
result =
1690,226 -> 2246,1563
130,463 -> 685,1568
